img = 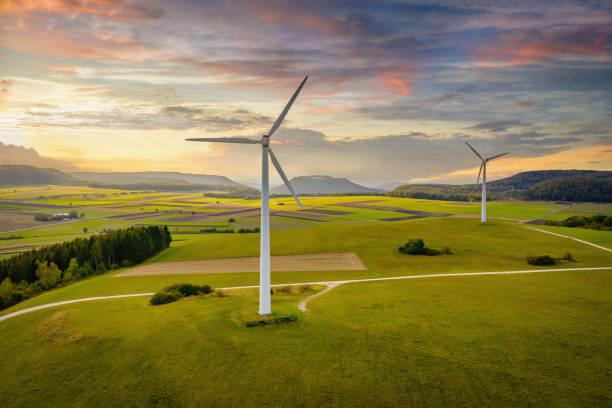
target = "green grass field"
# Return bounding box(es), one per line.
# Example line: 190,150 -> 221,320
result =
0,270 -> 610,407
1,186 -> 611,407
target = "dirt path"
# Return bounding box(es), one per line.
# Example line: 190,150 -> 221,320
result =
2,266 -> 610,322
115,253 -> 367,276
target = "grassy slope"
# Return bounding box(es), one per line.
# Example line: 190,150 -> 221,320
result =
0,270 -> 610,407
534,225 -> 612,248
3,218 -> 612,314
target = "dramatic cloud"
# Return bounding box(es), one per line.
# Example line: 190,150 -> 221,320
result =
0,0 -> 610,182
468,121 -> 527,133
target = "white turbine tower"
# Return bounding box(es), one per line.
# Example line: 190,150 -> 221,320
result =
187,76 -> 308,315
464,141 -> 509,223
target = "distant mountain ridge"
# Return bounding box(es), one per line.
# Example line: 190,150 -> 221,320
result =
271,175 -> 383,194
73,171 -> 241,186
390,170 -> 612,202
0,165 -> 77,186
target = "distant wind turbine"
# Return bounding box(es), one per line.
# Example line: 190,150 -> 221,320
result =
187,76 -> 308,315
464,141 -> 509,223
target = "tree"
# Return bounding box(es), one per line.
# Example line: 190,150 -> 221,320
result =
0,277 -> 14,308
83,227 -> 88,233
35,261 -> 61,290
64,258 -> 79,281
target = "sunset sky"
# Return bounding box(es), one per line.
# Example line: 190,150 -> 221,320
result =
0,0 -> 610,186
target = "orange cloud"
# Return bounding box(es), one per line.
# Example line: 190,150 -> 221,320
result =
411,145 -> 612,183
476,26 -> 610,66
0,0 -> 163,21
0,25 -> 160,61
377,70 -> 412,97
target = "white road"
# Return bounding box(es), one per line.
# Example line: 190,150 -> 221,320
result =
526,226 -> 612,252
2,266 -> 610,322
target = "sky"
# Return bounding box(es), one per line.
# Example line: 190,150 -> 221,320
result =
0,0 -> 611,187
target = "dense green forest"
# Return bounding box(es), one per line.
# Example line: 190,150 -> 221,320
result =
389,170 -> 612,202
525,177 -> 612,202
0,226 -> 171,309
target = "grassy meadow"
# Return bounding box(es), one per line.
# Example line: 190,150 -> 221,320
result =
0,269 -> 610,407
0,185 -> 611,407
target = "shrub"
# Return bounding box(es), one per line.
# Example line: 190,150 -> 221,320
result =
399,239 -> 450,256
228,218 -> 236,223
398,239 -> 427,255
150,283 -> 213,306
150,292 -> 179,305
238,227 -> 260,233
527,255 -> 556,266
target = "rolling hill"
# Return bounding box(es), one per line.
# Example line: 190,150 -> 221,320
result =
72,171 -> 241,186
271,175 -> 383,195
390,170 -> 612,202
0,165 -> 77,186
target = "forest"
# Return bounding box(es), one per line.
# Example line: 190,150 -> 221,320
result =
0,226 -> 171,309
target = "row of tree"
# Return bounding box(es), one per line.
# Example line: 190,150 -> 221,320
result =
0,226 -> 171,310
545,214 -> 612,230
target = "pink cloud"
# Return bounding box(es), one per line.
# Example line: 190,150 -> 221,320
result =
0,0 -> 163,21
476,26 -> 610,66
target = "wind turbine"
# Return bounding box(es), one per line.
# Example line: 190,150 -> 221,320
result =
464,141 -> 509,223
187,76 -> 307,315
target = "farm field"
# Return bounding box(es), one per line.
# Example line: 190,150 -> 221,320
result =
1,185 -> 611,254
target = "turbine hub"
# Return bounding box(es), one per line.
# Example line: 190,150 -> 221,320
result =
262,134 -> 270,147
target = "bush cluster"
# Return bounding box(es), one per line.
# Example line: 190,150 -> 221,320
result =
150,283 -> 213,305
238,227 -> 260,233
398,239 -> 452,256
200,228 -> 234,233
527,252 -> 576,266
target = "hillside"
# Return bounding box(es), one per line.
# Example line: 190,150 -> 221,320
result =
0,165 -> 76,186
271,175 -> 382,194
525,177 -> 612,202
390,170 -> 612,202
72,171 -> 241,186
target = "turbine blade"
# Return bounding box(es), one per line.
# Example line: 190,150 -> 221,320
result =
268,75 -> 308,137
185,137 -> 260,144
268,148 -> 303,209
477,162 -> 483,184
465,141 -> 484,160
486,152 -> 509,161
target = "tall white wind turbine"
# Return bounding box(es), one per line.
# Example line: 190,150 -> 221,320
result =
464,141 -> 509,223
187,76 -> 308,315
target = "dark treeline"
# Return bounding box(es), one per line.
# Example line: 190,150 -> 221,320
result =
525,178 -> 612,202
389,172 -> 612,203
0,226 -> 171,310
545,214 -> 612,231
90,182 -> 259,195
